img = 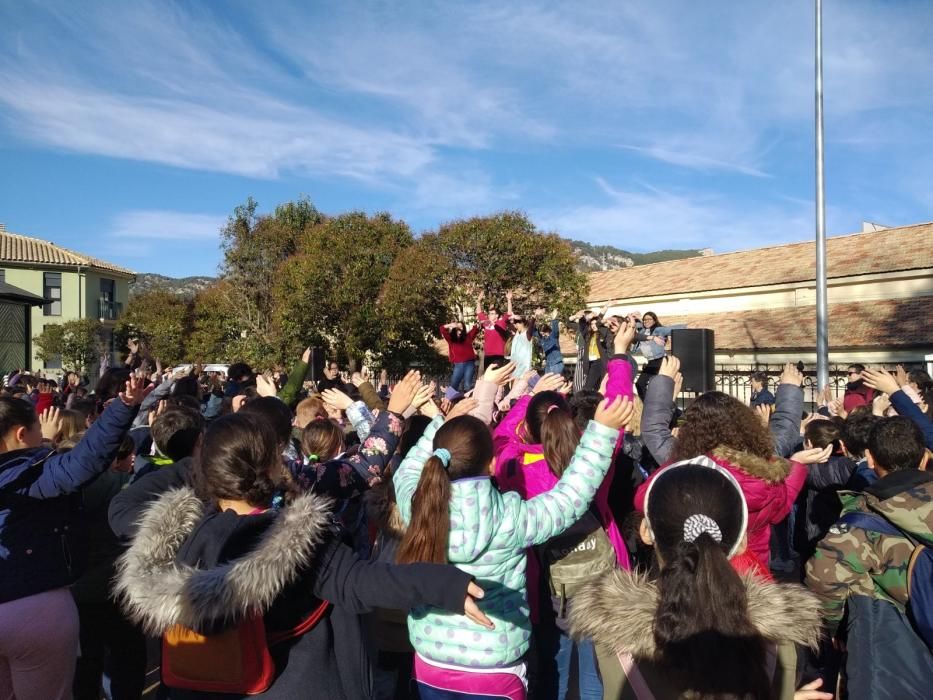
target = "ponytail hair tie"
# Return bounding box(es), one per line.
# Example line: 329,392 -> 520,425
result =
683,513 -> 722,544
546,404 -> 560,414
432,448 -> 452,469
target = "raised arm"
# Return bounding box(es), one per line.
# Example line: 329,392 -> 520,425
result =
394,414 -> 445,523
641,357 -> 678,464
862,367 -> 933,449
770,364 -> 805,458
279,347 -> 311,408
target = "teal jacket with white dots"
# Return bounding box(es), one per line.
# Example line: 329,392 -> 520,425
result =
393,414 -> 619,669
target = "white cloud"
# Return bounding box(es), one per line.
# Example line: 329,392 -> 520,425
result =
109,210 -> 227,241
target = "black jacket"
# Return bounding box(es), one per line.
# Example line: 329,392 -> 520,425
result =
794,453 -> 856,554
0,399 -> 137,603
113,478 -> 474,699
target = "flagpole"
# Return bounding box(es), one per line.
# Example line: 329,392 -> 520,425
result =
815,0 -> 829,389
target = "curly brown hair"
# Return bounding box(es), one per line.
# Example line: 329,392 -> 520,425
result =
670,391 -> 775,462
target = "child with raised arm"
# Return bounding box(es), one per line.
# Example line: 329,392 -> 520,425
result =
393,391 -> 632,699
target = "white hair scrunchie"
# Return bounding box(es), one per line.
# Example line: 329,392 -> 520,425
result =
683,514 -> 723,544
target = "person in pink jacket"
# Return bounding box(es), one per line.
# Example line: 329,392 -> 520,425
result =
493,323 -> 637,700
633,381 -> 829,574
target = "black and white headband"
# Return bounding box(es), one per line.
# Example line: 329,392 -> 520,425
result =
643,455 -> 749,558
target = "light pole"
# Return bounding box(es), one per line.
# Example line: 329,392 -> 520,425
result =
815,0 -> 829,389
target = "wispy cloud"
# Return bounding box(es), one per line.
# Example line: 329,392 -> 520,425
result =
109,210 -> 227,241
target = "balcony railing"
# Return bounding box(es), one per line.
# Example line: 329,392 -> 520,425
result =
98,299 -> 123,321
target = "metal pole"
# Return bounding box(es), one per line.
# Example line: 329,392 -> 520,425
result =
815,0 -> 829,389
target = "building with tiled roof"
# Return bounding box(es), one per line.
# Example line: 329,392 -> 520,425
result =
574,221 -> 933,376
0,224 -> 135,373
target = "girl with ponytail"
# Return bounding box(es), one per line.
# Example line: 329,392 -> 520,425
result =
394,392 -> 634,699
570,460 -> 828,700
493,351 -> 634,700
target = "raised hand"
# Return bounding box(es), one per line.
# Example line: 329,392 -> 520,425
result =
256,372 -> 278,398
659,355 -> 681,379
119,375 -> 154,407
780,362 -> 804,387
411,381 -> 437,410
387,370 -> 422,414
531,373 -> 565,395
861,367 -> 899,396
40,406 -> 62,441
594,395 -> 634,431
793,678 -> 833,700
483,361 -> 516,386
790,444 -> 833,465
895,364 -> 909,387
301,347 -> 312,364
872,393 -> 892,416
148,399 -> 168,428
351,372 -> 365,388
830,397 -> 848,419
322,388 -> 354,411
446,397 -> 479,420
613,319 -> 637,354
754,404 -> 770,428
673,371 -> 684,399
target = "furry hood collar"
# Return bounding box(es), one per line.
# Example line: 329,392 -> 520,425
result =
570,569 -> 822,659
710,446 -> 793,484
114,487 -> 332,635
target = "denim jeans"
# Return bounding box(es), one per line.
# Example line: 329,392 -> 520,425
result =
450,361 -> 476,393
536,625 -> 603,700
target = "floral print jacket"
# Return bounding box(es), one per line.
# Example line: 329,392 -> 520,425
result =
294,409 -> 404,500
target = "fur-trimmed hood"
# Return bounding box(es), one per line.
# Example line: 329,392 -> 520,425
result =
710,446 -> 792,485
114,487 -> 332,635
570,569 -> 822,659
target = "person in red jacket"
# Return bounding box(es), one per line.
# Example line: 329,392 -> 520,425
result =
476,290 -> 513,370
439,321 -> 480,393
843,363 -> 875,412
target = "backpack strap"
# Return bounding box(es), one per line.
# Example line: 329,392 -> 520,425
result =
617,652 -> 655,700
266,600 -> 330,646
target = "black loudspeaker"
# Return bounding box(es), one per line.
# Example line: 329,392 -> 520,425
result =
307,347 -> 327,382
671,329 -> 715,393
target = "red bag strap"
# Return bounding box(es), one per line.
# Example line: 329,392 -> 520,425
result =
266,600 -> 330,646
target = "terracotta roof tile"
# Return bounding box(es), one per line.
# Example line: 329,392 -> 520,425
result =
587,222 -> 933,302
0,230 -> 135,277
557,298 -> 933,354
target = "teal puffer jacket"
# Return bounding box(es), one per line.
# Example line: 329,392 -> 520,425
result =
394,415 -> 619,668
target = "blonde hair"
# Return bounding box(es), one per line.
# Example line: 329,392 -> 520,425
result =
626,396 -> 643,437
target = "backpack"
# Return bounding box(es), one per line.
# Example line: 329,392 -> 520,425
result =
536,508 -> 616,618
162,601 -> 330,694
839,511 -> 933,649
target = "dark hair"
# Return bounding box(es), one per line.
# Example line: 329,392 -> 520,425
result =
172,375 -> 201,398
228,362 -> 253,383
642,311 -> 660,327
847,363 -> 866,374
907,369 -> 933,392
151,406 -> 204,461
70,397 -> 98,424
868,416 -> 925,474
0,396 -> 37,438
300,419 -> 344,462
396,416 -> 493,565
749,371 -> 768,387
842,410 -> 880,458
95,368 -> 132,402
671,392 -> 775,462
166,394 -> 203,414
116,434 -> 136,461
805,419 -> 841,451
398,414 -> 432,460
646,464 -> 769,697
193,413 -> 285,507
239,397 -> 293,447
449,322 -> 467,343
569,390 -> 603,431
525,391 -> 579,477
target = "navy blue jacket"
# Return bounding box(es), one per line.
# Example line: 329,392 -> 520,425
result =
0,399 -> 137,603
750,388 -> 775,408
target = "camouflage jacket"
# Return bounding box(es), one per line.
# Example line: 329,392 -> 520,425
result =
804,470 -> 933,633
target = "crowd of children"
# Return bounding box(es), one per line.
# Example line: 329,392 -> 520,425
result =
0,301 -> 931,700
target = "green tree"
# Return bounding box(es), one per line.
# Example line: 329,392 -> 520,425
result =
274,211 -> 413,366
219,196 -> 325,364
33,319 -> 104,372
117,288 -> 192,366
186,281 -> 243,363
427,211 -> 589,317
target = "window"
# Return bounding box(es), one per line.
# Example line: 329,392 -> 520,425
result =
43,272 -> 61,316
43,325 -> 62,369
100,278 -> 115,301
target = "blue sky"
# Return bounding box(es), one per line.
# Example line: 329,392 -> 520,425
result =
1,0 -> 931,278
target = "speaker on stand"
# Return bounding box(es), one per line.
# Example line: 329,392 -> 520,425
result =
671,329 -> 715,394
